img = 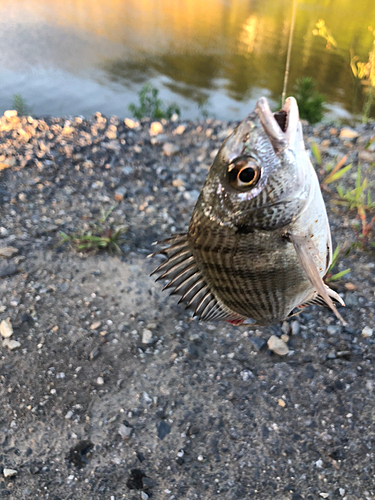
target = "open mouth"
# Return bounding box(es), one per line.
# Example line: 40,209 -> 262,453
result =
274,109 -> 288,133
255,96 -> 299,149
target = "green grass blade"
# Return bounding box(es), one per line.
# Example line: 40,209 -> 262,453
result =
324,163 -> 353,184
328,268 -> 351,281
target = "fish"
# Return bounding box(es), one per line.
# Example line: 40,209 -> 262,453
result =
150,97 -> 346,326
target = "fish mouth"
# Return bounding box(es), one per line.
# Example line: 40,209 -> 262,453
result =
255,96 -> 299,151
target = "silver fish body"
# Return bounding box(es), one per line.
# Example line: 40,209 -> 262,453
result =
151,97 -> 345,326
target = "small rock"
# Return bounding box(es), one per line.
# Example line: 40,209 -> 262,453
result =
157,420 -> 171,440
0,264 -> 17,278
114,187 -> 127,201
3,468 -> 17,478
0,305 -> 6,313
281,321 -> 290,335
89,347 -> 100,360
97,376 -> 104,385
362,326 -> 373,338
248,336 -> 266,351
90,321 -> 101,330
267,335 -> 289,356
339,127 -> 359,140
280,334 -> 289,343
150,122 -> 163,136
291,320 -> 300,335
172,178 -> 185,188
3,338 -> 21,350
65,410 -> 74,419
0,246 -> 19,258
319,494 -> 329,499
141,493 -> 149,500
278,398 -> 286,407
118,423 -> 132,439
0,318 -> 13,338
124,118 -> 139,129
4,110 -> 18,119
142,329 -> 154,344
174,124 -> 186,135
142,477 -> 155,489
359,150 -> 375,163
339,488 -> 345,497
163,142 -> 180,156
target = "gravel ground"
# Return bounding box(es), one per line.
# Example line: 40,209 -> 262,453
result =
0,110 -> 375,500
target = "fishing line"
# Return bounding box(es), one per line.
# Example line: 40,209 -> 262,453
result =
281,0 -> 298,106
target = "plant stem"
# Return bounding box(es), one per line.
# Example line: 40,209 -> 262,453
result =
281,0 -> 298,106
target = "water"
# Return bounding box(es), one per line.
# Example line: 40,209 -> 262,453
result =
0,0 -> 374,120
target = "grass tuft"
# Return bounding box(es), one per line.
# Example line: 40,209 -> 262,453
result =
59,206 -> 127,254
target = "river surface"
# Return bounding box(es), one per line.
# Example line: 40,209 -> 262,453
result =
0,0 -> 374,120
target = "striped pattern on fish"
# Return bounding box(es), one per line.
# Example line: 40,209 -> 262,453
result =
150,97 -> 346,326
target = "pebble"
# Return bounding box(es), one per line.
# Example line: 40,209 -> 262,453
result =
3,338 -> 21,350
362,326 -> 373,338
339,127 -> 359,140
142,329 -> 154,344
278,398 -> 286,407
0,264 -> 17,278
97,376 -> 104,385
174,124 -> 186,135
0,246 -> 19,258
291,320 -> 300,335
124,118 -> 139,129
90,321 -> 101,330
141,492 -> 149,500
89,347 -> 100,360
150,121 -> 163,136
359,150 -> 375,163
280,334 -> 289,343
65,410 -> 74,419
157,420 -> 171,440
163,142 -> 180,156
0,318 -> 13,338
3,468 -> 17,478
248,336 -> 266,351
267,335 -> 289,356
118,423 -> 132,439
172,177 -> 185,188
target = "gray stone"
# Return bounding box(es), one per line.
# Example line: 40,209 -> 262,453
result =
118,423 -> 132,439
157,420 -> 171,440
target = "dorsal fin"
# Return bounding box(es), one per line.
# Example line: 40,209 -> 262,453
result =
148,234 -> 245,322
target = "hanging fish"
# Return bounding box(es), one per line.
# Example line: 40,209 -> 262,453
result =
150,97 -> 346,326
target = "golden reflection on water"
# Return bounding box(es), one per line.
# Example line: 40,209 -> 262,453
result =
0,0 -> 375,117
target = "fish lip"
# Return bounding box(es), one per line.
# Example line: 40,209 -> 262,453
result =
255,96 -> 299,150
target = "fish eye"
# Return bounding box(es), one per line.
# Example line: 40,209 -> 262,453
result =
228,157 -> 260,189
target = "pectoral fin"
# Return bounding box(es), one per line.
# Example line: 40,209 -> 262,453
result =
288,234 -> 347,325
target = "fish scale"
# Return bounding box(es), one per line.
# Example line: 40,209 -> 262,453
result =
150,97 -> 346,326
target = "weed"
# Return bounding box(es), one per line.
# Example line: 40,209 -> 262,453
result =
59,206 -> 127,254
12,94 -> 31,116
293,77 -> 325,124
310,141 -> 322,166
350,28 -> 375,123
334,164 -> 375,242
197,97 -> 212,120
322,155 -> 352,185
129,84 -> 180,120
312,19 -> 337,50
314,22 -> 375,121
325,244 -> 351,282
